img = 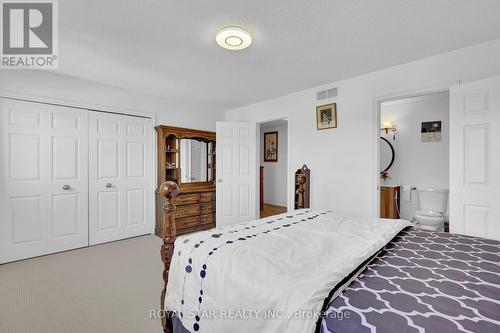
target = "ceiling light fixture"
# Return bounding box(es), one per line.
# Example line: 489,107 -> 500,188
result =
216,26 -> 252,51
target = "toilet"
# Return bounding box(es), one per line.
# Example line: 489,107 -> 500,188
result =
413,188 -> 449,232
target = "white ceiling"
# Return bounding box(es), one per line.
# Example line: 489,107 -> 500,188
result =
59,1 -> 500,113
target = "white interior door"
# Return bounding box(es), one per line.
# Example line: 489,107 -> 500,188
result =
216,122 -> 257,227
450,76 -> 500,240
0,99 -> 88,263
89,112 -> 152,245
47,107 -> 89,252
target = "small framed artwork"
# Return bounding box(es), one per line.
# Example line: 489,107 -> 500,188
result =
316,103 -> 337,130
421,121 -> 442,142
264,131 -> 278,162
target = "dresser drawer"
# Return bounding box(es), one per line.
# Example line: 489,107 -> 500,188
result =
200,202 -> 215,214
200,191 -> 215,203
177,222 -> 215,236
175,204 -> 201,218
200,213 -> 214,225
177,215 -> 201,229
174,193 -> 200,205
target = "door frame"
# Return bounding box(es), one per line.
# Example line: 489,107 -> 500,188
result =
373,86 -> 450,219
256,114 -> 292,214
0,90 -> 157,236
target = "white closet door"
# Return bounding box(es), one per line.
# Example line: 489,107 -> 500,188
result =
89,112 -> 123,244
89,112 -> 152,245
0,99 -> 88,263
123,117 -> 152,238
47,108 -> 89,253
1,99 -> 47,263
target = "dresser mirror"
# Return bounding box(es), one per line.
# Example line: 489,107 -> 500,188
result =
180,138 -> 215,183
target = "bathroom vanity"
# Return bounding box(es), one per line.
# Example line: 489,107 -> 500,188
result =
380,185 -> 400,219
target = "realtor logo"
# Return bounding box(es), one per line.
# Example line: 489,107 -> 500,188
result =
1,0 -> 58,68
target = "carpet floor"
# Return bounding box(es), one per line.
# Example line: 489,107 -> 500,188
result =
0,235 -> 164,333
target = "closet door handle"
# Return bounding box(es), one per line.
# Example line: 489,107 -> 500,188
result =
105,183 -> 112,188
62,184 -> 70,191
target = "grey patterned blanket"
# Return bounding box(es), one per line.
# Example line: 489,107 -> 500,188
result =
321,228 -> 500,333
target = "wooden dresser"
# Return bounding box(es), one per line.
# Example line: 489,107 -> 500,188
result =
155,125 -> 216,237
172,189 -> 215,235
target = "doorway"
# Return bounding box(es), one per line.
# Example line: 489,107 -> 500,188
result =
378,91 -> 450,232
259,118 -> 288,218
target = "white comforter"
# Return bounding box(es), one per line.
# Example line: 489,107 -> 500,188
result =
165,209 -> 410,333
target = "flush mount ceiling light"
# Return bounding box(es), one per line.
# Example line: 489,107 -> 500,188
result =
216,26 -> 252,51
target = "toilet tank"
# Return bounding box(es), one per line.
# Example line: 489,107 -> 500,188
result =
417,188 -> 449,213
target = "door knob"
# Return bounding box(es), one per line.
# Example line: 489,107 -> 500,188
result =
105,183 -> 112,188
62,184 -> 70,190
217,179 -> 223,183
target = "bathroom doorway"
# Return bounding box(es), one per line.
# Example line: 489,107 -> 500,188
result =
378,91 -> 450,231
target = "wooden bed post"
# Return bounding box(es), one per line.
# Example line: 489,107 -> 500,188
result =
296,173 -> 307,209
159,181 -> 179,333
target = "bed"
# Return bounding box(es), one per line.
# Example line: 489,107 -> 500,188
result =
158,182 -> 500,333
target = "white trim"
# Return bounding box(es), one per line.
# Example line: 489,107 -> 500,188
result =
0,90 -> 155,119
150,113 -> 157,235
373,85 -> 450,218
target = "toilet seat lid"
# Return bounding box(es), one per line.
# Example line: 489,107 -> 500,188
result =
414,214 -> 445,225
415,210 -> 443,217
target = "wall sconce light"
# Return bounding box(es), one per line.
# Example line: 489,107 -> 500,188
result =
381,121 -> 397,134
381,121 -> 397,140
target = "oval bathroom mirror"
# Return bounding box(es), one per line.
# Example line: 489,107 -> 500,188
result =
380,137 -> 395,173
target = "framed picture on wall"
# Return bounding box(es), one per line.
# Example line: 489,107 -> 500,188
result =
264,131 -> 278,162
421,121 -> 442,142
316,103 -> 337,130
